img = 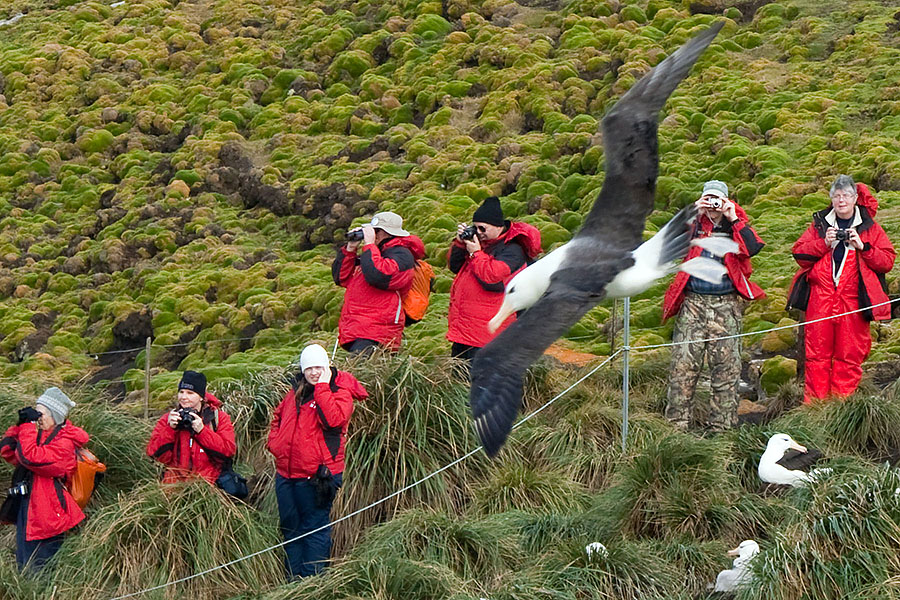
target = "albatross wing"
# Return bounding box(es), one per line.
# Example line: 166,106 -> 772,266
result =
469,23 -> 723,457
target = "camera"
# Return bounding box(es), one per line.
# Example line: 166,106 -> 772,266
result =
175,408 -> 197,431
459,225 -> 478,241
8,481 -> 28,496
708,198 -> 722,209
835,229 -> 851,242
345,229 -> 364,242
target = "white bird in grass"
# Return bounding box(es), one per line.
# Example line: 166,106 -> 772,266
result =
487,207 -> 737,332
758,433 -> 831,487
712,539 -> 759,592
585,541 -> 609,560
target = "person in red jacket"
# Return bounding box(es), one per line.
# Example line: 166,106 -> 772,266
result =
446,197 -> 542,364
146,371 -> 236,484
662,180 -> 765,432
267,344 -> 367,579
332,211 -> 426,354
788,176 -> 896,402
0,387 -> 87,571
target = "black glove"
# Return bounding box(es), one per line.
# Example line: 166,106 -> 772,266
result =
17,407 -> 41,426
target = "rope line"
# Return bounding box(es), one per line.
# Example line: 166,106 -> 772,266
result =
106,351 -> 622,600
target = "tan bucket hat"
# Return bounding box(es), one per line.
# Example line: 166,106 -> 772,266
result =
370,212 -> 409,237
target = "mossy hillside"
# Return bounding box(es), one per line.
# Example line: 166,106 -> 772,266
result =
1,0 -> 900,391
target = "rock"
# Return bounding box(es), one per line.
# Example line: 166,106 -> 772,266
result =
167,179 -> 191,197
14,285 -> 32,298
760,355 -> 798,395
101,107 -> 120,123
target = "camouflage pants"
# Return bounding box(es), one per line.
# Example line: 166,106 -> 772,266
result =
665,292 -> 743,432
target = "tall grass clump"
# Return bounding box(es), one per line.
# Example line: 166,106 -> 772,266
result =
599,434 -> 753,540
46,480 -> 282,600
328,353 -> 487,555
471,460 -> 591,515
823,387 -> 900,462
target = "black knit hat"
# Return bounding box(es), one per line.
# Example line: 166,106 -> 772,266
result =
178,371 -> 207,398
472,197 -> 505,227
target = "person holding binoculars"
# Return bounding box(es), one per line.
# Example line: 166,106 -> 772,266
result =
146,371 -> 236,484
788,175 -> 895,402
332,211 -> 425,355
0,388 -> 87,572
446,197 -> 542,365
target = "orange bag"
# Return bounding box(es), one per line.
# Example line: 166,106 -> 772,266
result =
401,260 -> 435,323
67,448 -> 107,509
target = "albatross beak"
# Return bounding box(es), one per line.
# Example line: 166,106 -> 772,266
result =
727,547 -> 740,557
790,442 -> 808,453
488,301 -> 515,333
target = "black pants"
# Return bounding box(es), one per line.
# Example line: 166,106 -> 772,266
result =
343,338 -> 380,356
451,343 -> 481,364
16,494 -> 63,572
275,473 -> 343,579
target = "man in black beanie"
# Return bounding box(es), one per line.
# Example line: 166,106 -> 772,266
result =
446,197 -> 542,366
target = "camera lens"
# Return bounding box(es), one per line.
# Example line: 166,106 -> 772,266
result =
346,230 -> 364,242
460,225 -> 478,240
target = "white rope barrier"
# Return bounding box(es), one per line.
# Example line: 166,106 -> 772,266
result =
106,351 -> 623,600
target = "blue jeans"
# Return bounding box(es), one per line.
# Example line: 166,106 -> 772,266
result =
16,494 -> 63,572
275,472 -> 342,579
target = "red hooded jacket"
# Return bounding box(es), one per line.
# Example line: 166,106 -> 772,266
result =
788,183 -> 895,321
663,201 -> 766,321
146,393 -> 236,484
332,235 -> 426,350
446,222 -> 543,347
266,368 -> 367,479
1,421 -> 88,541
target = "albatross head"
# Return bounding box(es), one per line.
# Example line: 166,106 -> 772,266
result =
727,540 -> 760,558
765,433 -> 808,455
488,268 -> 544,332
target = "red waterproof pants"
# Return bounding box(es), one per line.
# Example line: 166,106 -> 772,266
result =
803,288 -> 871,402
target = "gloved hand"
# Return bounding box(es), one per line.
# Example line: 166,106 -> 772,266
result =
17,407 -> 41,425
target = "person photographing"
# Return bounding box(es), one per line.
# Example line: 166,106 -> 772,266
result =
0,387 -> 88,572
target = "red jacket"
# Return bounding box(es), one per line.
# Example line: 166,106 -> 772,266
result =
146,393 -> 236,484
266,368 -> 367,479
789,184 -> 895,321
663,202 -> 765,321
332,235 -> 426,350
446,222 -> 542,347
1,421 -> 88,541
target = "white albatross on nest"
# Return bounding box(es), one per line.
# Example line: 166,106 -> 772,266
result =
711,539 -> 759,592
468,23 -> 726,457
758,433 -> 831,487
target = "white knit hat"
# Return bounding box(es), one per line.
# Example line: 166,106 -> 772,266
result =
299,344 -> 330,372
36,387 -> 75,424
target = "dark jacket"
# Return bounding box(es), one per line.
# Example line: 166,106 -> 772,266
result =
0,421 -> 88,541
663,201 -> 765,321
332,235 -> 426,350
146,393 -> 236,484
266,368 -> 368,479
446,222 -> 542,347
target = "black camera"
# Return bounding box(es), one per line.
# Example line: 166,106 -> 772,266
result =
175,408 -> 197,431
345,229 -> 364,242
459,225 -> 478,241
835,229 -> 851,242
8,481 -> 28,496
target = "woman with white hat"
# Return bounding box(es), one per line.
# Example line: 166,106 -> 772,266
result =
0,387 -> 88,571
266,344 -> 368,579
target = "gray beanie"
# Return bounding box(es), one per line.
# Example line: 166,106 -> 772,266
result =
36,387 -> 75,424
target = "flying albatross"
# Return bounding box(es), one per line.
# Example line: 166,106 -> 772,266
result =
470,22 -> 725,457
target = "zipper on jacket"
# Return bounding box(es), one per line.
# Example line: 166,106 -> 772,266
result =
394,292 -> 402,324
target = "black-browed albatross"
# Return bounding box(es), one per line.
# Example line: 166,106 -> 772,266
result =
470,22 -> 726,457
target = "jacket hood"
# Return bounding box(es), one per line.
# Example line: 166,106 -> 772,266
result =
336,370 -> 369,400
856,182 -> 878,216
384,234 -> 426,260
502,222 -> 543,259
60,421 -> 89,447
204,392 -> 223,409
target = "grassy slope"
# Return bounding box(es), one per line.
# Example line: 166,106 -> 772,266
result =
2,0 -> 900,598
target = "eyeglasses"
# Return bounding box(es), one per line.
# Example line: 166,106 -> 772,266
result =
831,193 -> 856,201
